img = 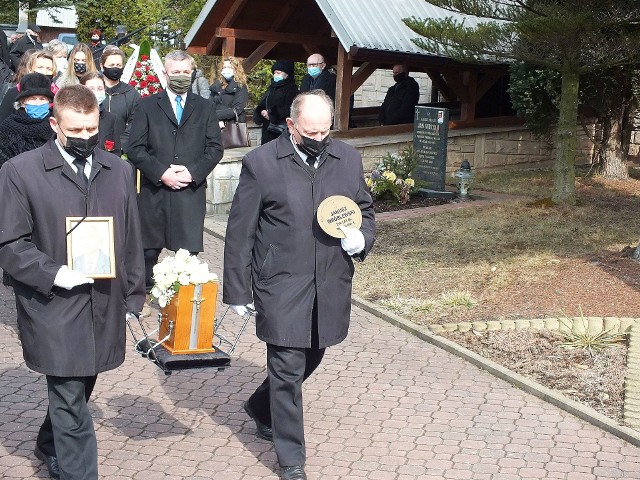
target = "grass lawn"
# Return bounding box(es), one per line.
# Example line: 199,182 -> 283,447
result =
353,166 -> 640,325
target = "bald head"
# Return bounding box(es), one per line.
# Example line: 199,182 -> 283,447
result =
287,91 -> 333,141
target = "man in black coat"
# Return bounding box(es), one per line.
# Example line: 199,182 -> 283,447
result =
127,50 -> 224,293
0,85 -> 145,479
379,64 -> 421,125
9,23 -> 43,71
224,91 -> 375,480
299,53 -> 336,102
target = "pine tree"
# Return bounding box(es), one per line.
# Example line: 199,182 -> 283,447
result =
404,1 -> 640,205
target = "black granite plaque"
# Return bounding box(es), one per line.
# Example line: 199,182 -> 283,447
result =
412,106 -> 449,191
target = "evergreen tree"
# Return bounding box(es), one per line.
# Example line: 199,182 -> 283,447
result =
405,1 -> 640,204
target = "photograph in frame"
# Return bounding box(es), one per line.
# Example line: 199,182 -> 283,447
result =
66,216 -> 116,279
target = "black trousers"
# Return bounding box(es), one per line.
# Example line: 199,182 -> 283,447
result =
37,375 -> 98,480
246,304 -> 325,467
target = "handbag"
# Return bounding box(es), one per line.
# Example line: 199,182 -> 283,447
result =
221,110 -> 250,149
267,121 -> 286,135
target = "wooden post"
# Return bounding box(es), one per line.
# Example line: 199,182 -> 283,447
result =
222,37 -> 236,57
335,44 -> 352,132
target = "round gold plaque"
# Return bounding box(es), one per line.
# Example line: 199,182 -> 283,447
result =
317,195 -> 362,238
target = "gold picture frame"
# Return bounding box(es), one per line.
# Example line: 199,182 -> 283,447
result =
65,216 -> 116,279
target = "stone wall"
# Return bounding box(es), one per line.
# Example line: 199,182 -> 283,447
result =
206,124 -> 596,214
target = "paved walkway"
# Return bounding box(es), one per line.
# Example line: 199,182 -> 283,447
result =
2,217 -> 640,478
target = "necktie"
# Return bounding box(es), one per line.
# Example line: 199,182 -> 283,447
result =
73,158 -> 88,187
175,95 -> 183,124
306,155 -> 316,168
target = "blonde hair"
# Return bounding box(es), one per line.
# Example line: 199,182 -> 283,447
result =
217,56 -> 247,88
60,43 -> 96,85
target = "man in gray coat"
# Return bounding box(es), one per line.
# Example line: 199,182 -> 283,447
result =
0,85 -> 145,479
223,90 -> 375,480
128,50 -> 223,294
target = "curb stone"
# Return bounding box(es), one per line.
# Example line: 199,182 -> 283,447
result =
351,294 -> 640,447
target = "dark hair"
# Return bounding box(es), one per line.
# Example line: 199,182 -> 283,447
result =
100,46 -> 126,68
79,71 -> 106,86
53,85 -> 98,118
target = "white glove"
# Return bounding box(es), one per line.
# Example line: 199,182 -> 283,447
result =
230,303 -> 254,316
53,265 -> 94,290
339,226 -> 365,256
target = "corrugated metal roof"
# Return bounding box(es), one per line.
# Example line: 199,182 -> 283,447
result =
316,0 -> 481,55
36,7 -> 77,29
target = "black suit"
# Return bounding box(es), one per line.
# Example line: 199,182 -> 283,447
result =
223,134 -> 375,467
379,75 -> 420,125
127,89 -> 223,288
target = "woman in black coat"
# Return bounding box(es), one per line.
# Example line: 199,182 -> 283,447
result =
80,72 -> 125,155
210,56 -> 249,123
0,72 -> 54,167
253,59 -> 298,145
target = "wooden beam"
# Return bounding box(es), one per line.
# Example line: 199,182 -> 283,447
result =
207,0 -> 249,55
460,71 -> 477,122
242,42 -> 277,72
215,27 -> 338,47
350,62 -> 379,94
335,44 -> 352,132
302,44 -> 319,56
425,68 -> 455,101
476,71 -> 504,100
222,36 -> 236,57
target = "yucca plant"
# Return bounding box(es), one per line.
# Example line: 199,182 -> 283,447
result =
558,306 -> 627,356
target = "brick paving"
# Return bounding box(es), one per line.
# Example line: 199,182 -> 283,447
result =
2,232 -> 640,478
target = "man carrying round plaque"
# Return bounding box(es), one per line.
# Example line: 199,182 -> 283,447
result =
223,90 -> 375,480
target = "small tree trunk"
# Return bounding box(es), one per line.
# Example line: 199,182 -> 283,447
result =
552,70 -> 579,205
599,115 -> 630,179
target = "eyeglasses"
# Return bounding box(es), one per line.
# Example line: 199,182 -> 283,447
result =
307,62 -> 324,67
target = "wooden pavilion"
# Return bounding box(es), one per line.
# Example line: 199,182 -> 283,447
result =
185,0 -> 516,134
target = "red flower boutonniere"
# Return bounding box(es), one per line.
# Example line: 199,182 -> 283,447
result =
104,140 -> 115,152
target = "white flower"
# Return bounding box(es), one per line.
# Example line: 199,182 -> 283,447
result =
150,250 -> 218,305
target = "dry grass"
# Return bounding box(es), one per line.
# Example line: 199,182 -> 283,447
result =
354,167 -> 640,324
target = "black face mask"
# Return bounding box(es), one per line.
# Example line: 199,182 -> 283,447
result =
102,66 -> 124,81
74,62 -> 87,74
63,132 -> 100,160
295,127 -> 331,158
393,72 -> 407,83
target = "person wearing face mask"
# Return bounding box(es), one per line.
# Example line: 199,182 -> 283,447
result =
9,23 -> 43,72
127,50 -> 224,295
0,84 -> 145,480
45,39 -> 69,81
299,53 -> 336,102
100,46 -> 141,152
80,72 -> 125,155
379,64 -> 420,126
253,59 -> 298,145
88,29 -> 103,65
56,43 -> 97,88
209,56 -> 249,125
224,90 -> 375,480
0,73 -> 54,167
0,50 -> 57,123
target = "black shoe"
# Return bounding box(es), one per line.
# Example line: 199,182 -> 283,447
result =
34,446 -> 60,479
243,401 -> 273,441
281,465 -> 307,480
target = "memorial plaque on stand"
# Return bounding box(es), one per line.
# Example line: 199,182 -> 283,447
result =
413,106 -> 452,196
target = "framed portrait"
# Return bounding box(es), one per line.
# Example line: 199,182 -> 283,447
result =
66,216 -> 116,279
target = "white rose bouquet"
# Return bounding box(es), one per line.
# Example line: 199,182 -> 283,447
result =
151,249 -> 219,307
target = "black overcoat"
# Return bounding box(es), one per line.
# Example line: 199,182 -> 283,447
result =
253,78 -> 298,144
127,90 -> 224,252
210,79 -> 249,122
379,76 -> 420,125
0,139 -> 145,376
223,134 -> 375,348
